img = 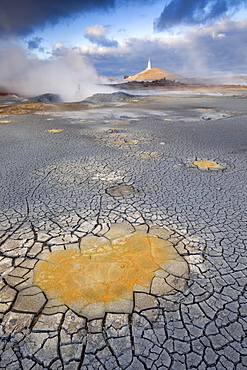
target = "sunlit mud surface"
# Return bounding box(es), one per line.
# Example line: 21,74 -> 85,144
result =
0,87 -> 247,369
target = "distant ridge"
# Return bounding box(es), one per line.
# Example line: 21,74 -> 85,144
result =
126,67 -> 183,81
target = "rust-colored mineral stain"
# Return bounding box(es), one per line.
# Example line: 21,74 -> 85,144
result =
193,160 -> 218,168
34,232 -> 176,317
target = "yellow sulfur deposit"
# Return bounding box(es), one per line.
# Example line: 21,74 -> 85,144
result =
34,231 -> 179,318
193,160 -> 219,168
44,129 -> 63,133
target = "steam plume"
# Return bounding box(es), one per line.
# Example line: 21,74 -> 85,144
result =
0,43 -> 112,101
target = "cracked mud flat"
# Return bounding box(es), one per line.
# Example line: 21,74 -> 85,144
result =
0,88 -> 247,369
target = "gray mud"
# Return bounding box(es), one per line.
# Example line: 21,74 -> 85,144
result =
0,90 -> 247,369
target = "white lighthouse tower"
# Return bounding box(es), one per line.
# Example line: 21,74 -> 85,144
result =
146,58 -> 152,70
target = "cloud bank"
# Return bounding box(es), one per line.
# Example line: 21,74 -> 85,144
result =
0,0 -> 118,37
0,0 -> 154,37
155,0 -> 247,30
77,18 -> 247,78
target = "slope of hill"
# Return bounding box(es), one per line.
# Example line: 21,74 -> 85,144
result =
126,67 -> 183,81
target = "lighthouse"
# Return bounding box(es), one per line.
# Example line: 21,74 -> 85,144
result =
146,58 -> 152,70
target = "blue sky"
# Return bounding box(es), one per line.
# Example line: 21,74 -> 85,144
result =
1,0 -> 247,85
26,2 -> 166,49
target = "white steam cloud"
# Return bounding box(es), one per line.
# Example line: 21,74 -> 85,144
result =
0,43 -> 113,101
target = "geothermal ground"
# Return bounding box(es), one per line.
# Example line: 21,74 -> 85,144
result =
0,85 -> 247,369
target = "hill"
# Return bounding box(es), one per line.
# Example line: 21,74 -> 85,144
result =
126,67 -> 183,81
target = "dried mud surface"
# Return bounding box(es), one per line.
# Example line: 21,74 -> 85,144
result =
0,86 -> 247,369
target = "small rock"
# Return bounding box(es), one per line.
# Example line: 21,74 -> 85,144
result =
36,93 -> 61,103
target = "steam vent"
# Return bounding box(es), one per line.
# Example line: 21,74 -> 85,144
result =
34,222 -> 189,320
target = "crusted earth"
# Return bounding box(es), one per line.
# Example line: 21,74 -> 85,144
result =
0,90 -> 247,369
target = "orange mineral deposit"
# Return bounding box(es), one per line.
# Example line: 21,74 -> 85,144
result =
34,231 -> 177,318
193,160 -> 219,168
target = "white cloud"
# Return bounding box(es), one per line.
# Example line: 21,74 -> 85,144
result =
85,25 -> 108,38
84,25 -> 118,47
